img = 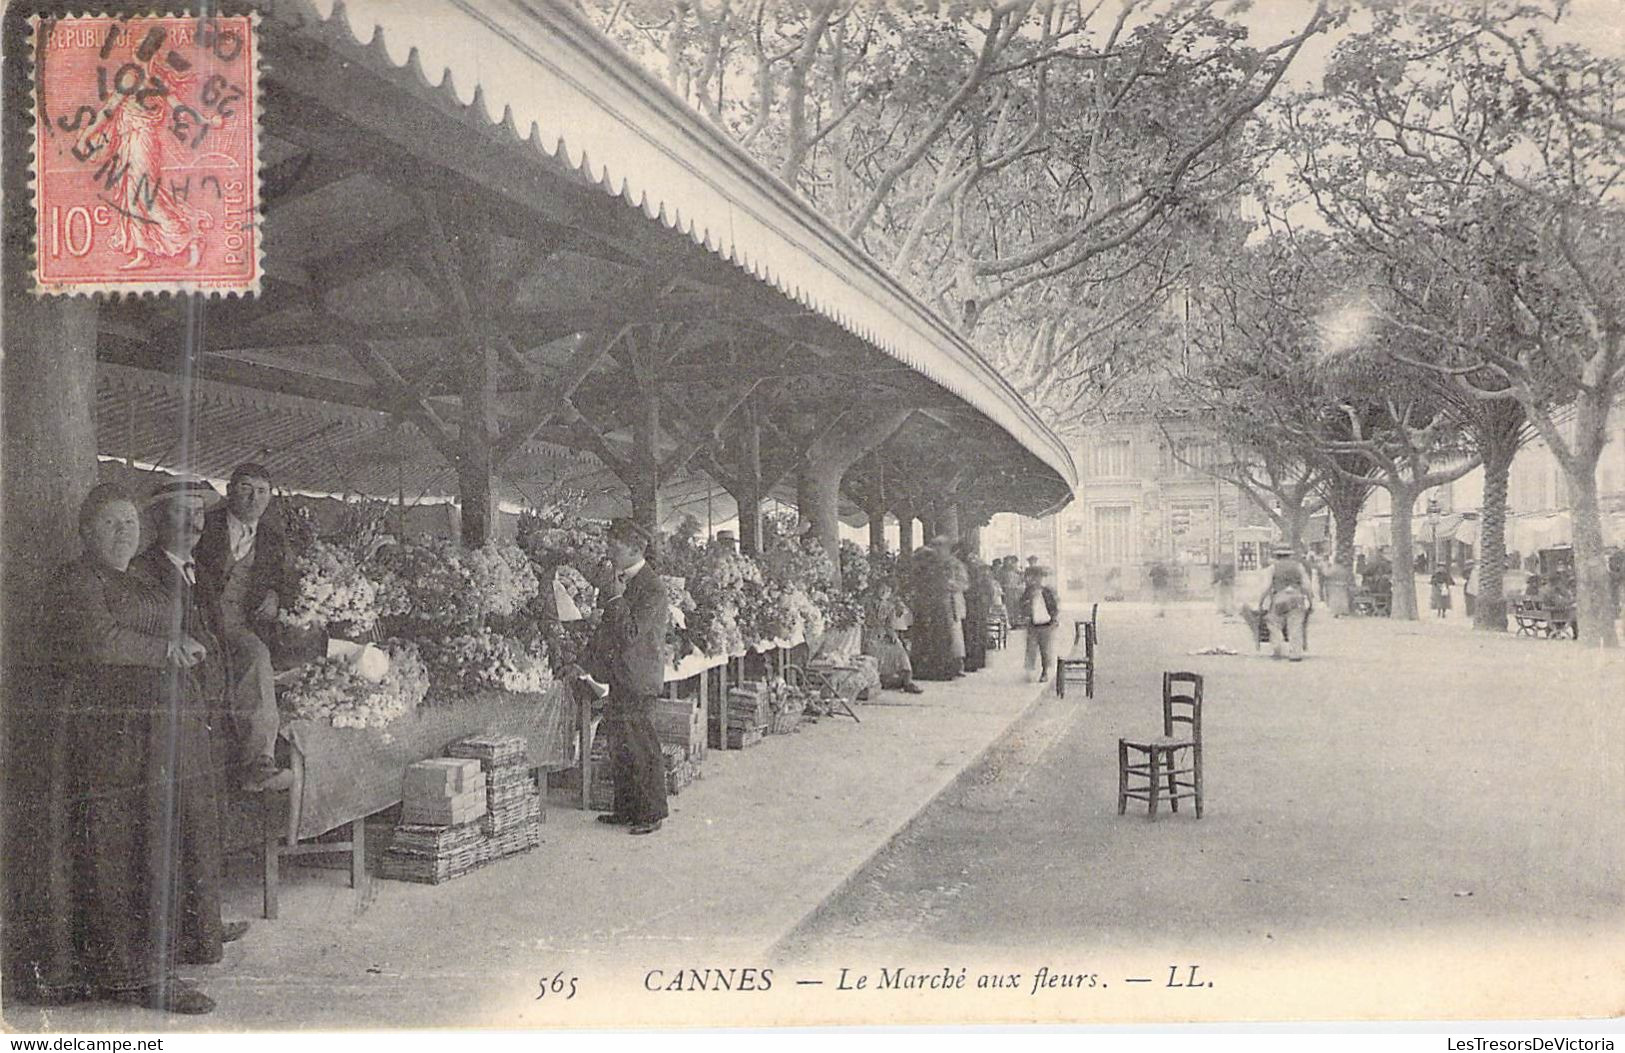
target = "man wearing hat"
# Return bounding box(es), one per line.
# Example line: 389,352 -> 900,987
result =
132,478 -> 261,955
1257,544 -> 1313,661
582,518 -> 669,834
194,463 -> 292,792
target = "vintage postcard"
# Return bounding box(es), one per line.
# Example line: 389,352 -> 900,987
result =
1,0 -> 1622,1039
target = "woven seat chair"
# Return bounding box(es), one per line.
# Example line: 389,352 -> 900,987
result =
1117,672 -> 1203,818
1055,619 -> 1095,699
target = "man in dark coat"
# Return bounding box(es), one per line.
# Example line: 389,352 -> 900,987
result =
131,479 -> 256,957
583,518 -> 669,835
192,463 -> 291,792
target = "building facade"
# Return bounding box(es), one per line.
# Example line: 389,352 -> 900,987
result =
986,416 -> 1270,602
1357,399 -> 1625,572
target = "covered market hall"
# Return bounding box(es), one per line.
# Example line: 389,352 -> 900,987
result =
0,0 -> 1077,1010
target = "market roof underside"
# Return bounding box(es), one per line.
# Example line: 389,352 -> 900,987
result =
89,0 -> 1077,527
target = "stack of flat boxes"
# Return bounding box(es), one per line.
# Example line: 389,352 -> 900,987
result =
722,680 -> 769,749
448,735 -> 543,864
653,697 -> 704,795
378,758 -> 488,884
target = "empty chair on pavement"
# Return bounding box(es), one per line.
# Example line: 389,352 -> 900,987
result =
1117,672 -> 1203,819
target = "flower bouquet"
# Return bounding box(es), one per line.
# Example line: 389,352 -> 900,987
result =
420,629 -> 555,698
662,575 -> 697,663
278,638 -> 429,729
464,542 -> 540,619
369,538 -> 484,636
278,540 -> 381,636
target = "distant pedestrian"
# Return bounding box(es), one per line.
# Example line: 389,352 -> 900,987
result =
1213,562 -> 1236,619
1463,560 -> 1479,619
1430,565 -> 1454,618
1019,565 -> 1059,683
1259,545 -> 1312,661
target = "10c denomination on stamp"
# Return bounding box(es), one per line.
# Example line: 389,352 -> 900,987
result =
30,12 -> 260,296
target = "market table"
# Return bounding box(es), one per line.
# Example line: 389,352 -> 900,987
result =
252,687 -> 571,917
572,633 -> 806,810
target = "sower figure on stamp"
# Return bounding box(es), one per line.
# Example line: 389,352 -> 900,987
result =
193,463 -> 293,793
583,518 -> 669,835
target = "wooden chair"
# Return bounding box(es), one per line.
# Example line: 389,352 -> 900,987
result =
784,664 -> 860,722
1073,603 -> 1099,647
1117,672 -> 1203,819
986,617 -> 1009,650
1055,621 -> 1095,699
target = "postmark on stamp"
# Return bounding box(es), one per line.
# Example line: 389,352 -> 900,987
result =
30,12 -> 260,296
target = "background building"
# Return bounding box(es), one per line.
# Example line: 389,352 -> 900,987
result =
986,415 -> 1270,603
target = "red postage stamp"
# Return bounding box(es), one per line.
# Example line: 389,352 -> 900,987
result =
30,13 -> 260,296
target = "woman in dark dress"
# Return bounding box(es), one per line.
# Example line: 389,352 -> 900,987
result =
26,484 -> 226,1014
906,541 -> 959,680
959,546 -> 993,674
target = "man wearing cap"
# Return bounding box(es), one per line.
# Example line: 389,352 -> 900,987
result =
582,519 -> 669,835
194,463 -> 292,792
1258,544 -> 1313,661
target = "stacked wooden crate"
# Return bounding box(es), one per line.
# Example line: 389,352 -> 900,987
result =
378,757 -> 489,884
449,735 -> 543,864
654,697 -> 706,764
722,680 -> 769,749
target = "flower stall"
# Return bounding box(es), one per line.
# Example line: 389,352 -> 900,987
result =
253,506 -> 574,910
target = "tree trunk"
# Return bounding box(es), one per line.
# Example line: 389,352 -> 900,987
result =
1283,500 -> 1310,555
895,502 -> 916,557
734,413 -> 763,556
1389,490 -> 1420,621
867,503 -> 887,553
459,334 -> 497,547
1324,475 -> 1369,572
796,460 -> 843,587
2,296 -> 99,660
1570,472 -> 1619,648
629,387 -> 662,540
1474,441 -> 1515,633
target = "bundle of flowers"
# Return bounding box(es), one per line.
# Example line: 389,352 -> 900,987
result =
658,517 -> 707,583
517,507 -> 608,582
759,535 -> 837,637
328,499 -> 398,564
420,629 -> 555,697
553,564 -> 598,617
278,540 -> 381,635
368,539 -> 483,635
748,580 -> 824,642
686,602 -> 745,659
464,542 -> 540,618
662,575 -> 697,660
278,639 -> 429,729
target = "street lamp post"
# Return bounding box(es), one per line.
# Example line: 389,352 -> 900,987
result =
1427,495 -> 1441,576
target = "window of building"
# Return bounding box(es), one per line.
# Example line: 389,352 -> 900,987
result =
1093,505 -> 1133,564
1171,440 -> 1213,476
1092,439 -> 1133,478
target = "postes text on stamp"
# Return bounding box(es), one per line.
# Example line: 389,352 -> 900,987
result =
31,13 -> 260,296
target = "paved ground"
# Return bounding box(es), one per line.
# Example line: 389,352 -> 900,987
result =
774,606 -> 1625,1025
8,608 -> 1621,1031
5,642 -> 1046,1032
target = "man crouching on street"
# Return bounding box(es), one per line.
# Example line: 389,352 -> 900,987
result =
584,518 -> 669,835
